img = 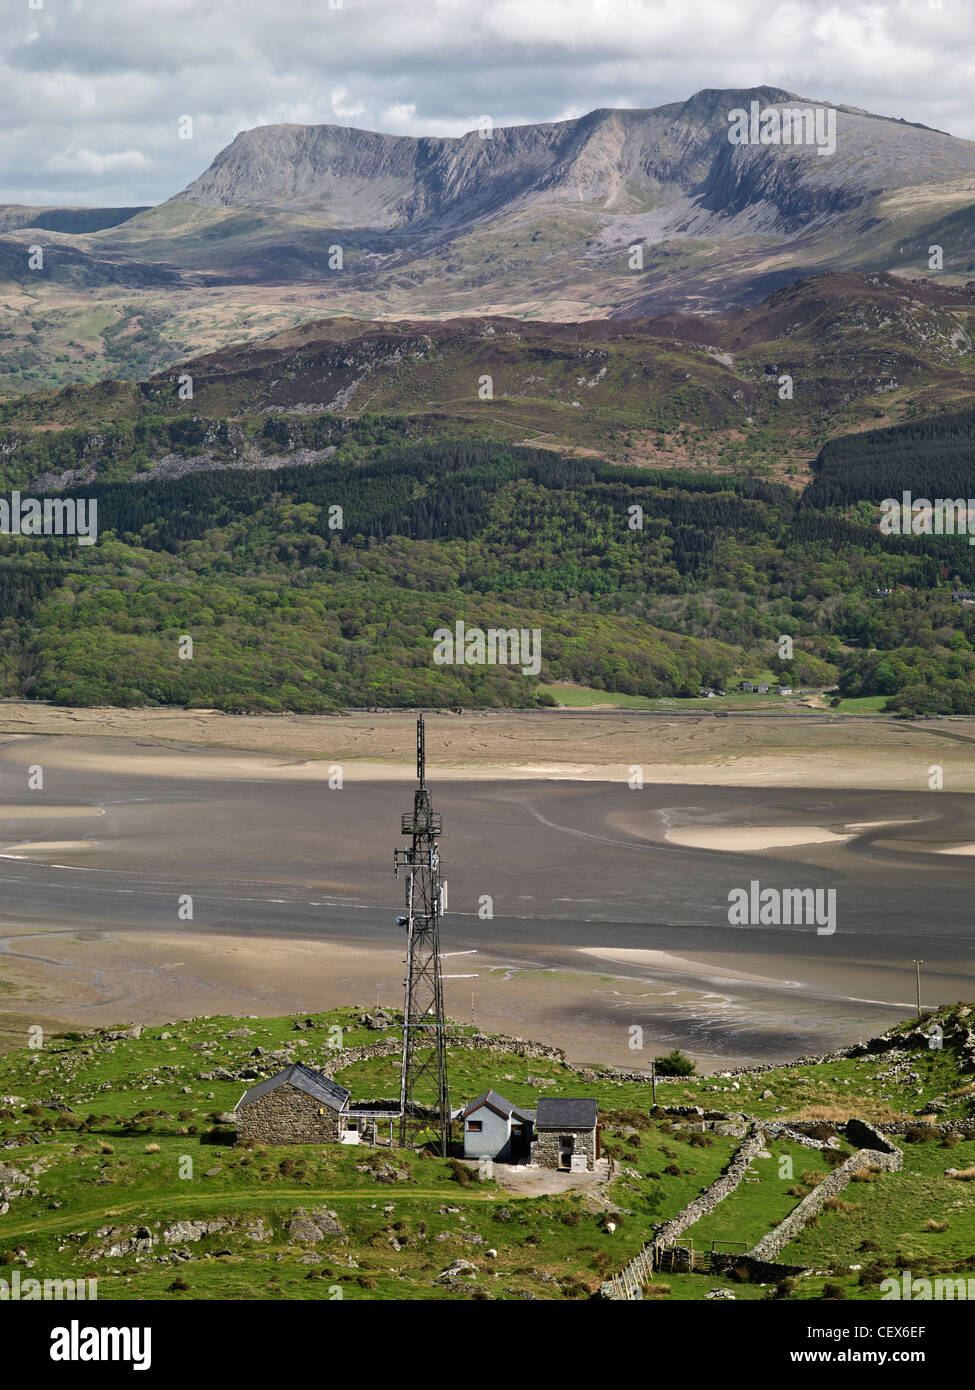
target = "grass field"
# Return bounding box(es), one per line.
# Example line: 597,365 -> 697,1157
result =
834,695 -> 891,714
690,1139 -> 843,1253
537,684 -> 660,709
788,1136 -> 975,1275
537,683 -> 805,711
0,1004 -> 972,1300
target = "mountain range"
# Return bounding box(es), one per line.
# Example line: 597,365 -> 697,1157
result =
2,87 -> 975,394
3,273 -> 973,485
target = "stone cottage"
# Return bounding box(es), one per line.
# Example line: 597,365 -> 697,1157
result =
461,1089 -> 535,1162
534,1097 -> 599,1172
235,1062 -> 352,1144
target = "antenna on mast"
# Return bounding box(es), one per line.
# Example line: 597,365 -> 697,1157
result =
393,715 -> 448,1153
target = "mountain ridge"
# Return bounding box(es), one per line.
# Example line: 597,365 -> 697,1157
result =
2,86 -> 975,394
159,86 -> 975,239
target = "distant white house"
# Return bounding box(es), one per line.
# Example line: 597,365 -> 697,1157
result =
460,1090 -> 534,1162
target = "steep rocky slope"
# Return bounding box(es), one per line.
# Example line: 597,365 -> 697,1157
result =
2,88 -> 974,391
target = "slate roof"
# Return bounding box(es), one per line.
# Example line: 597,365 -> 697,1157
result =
234,1062 -> 351,1113
461,1089 -> 532,1122
535,1097 -> 598,1129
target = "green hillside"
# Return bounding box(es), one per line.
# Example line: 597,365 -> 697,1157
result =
0,1003 -> 972,1301
3,421 -> 975,710
1,277 -> 975,713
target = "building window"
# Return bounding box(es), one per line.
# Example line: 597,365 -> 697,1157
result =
468,1120 -> 483,1132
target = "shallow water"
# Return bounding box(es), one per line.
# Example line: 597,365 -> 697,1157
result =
0,741 -> 972,1066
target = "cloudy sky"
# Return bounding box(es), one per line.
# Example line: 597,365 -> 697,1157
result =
5,0 -> 975,207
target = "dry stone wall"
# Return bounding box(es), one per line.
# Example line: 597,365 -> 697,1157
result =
869,1119 -> 975,1138
761,1122 -> 839,1150
600,1126 -> 767,1298
747,1121 -> 902,1263
709,1253 -> 809,1282
654,1126 -> 768,1245
319,1033 -> 567,1080
601,1118 -> 905,1298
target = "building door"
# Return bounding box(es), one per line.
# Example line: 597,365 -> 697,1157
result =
559,1135 -> 574,1170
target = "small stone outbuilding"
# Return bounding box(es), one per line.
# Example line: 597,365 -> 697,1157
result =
235,1062 -> 351,1145
534,1097 -> 599,1172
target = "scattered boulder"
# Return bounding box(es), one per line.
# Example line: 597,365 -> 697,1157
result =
288,1215 -> 326,1244
436,1259 -> 477,1282
359,1010 -> 395,1031
163,1219 -> 228,1244
355,1160 -> 411,1184
89,1225 -> 155,1259
309,1207 -> 344,1236
287,1208 -> 344,1243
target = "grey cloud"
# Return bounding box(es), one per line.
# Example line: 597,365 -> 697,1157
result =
3,0 -> 972,207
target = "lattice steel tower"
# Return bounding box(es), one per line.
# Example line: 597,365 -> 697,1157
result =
393,716 -> 449,1153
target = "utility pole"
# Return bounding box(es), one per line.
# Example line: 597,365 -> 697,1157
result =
651,1058 -> 657,1107
394,716 -> 450,1154
913,959 -> 924,1019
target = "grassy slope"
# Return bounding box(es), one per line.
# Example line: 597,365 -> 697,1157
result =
3,280 -> 973,471
688,1139 -> 843,1253
1,1004 -> 972,1301
789,1136 -> 975,1277
536,686 -> 819,710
